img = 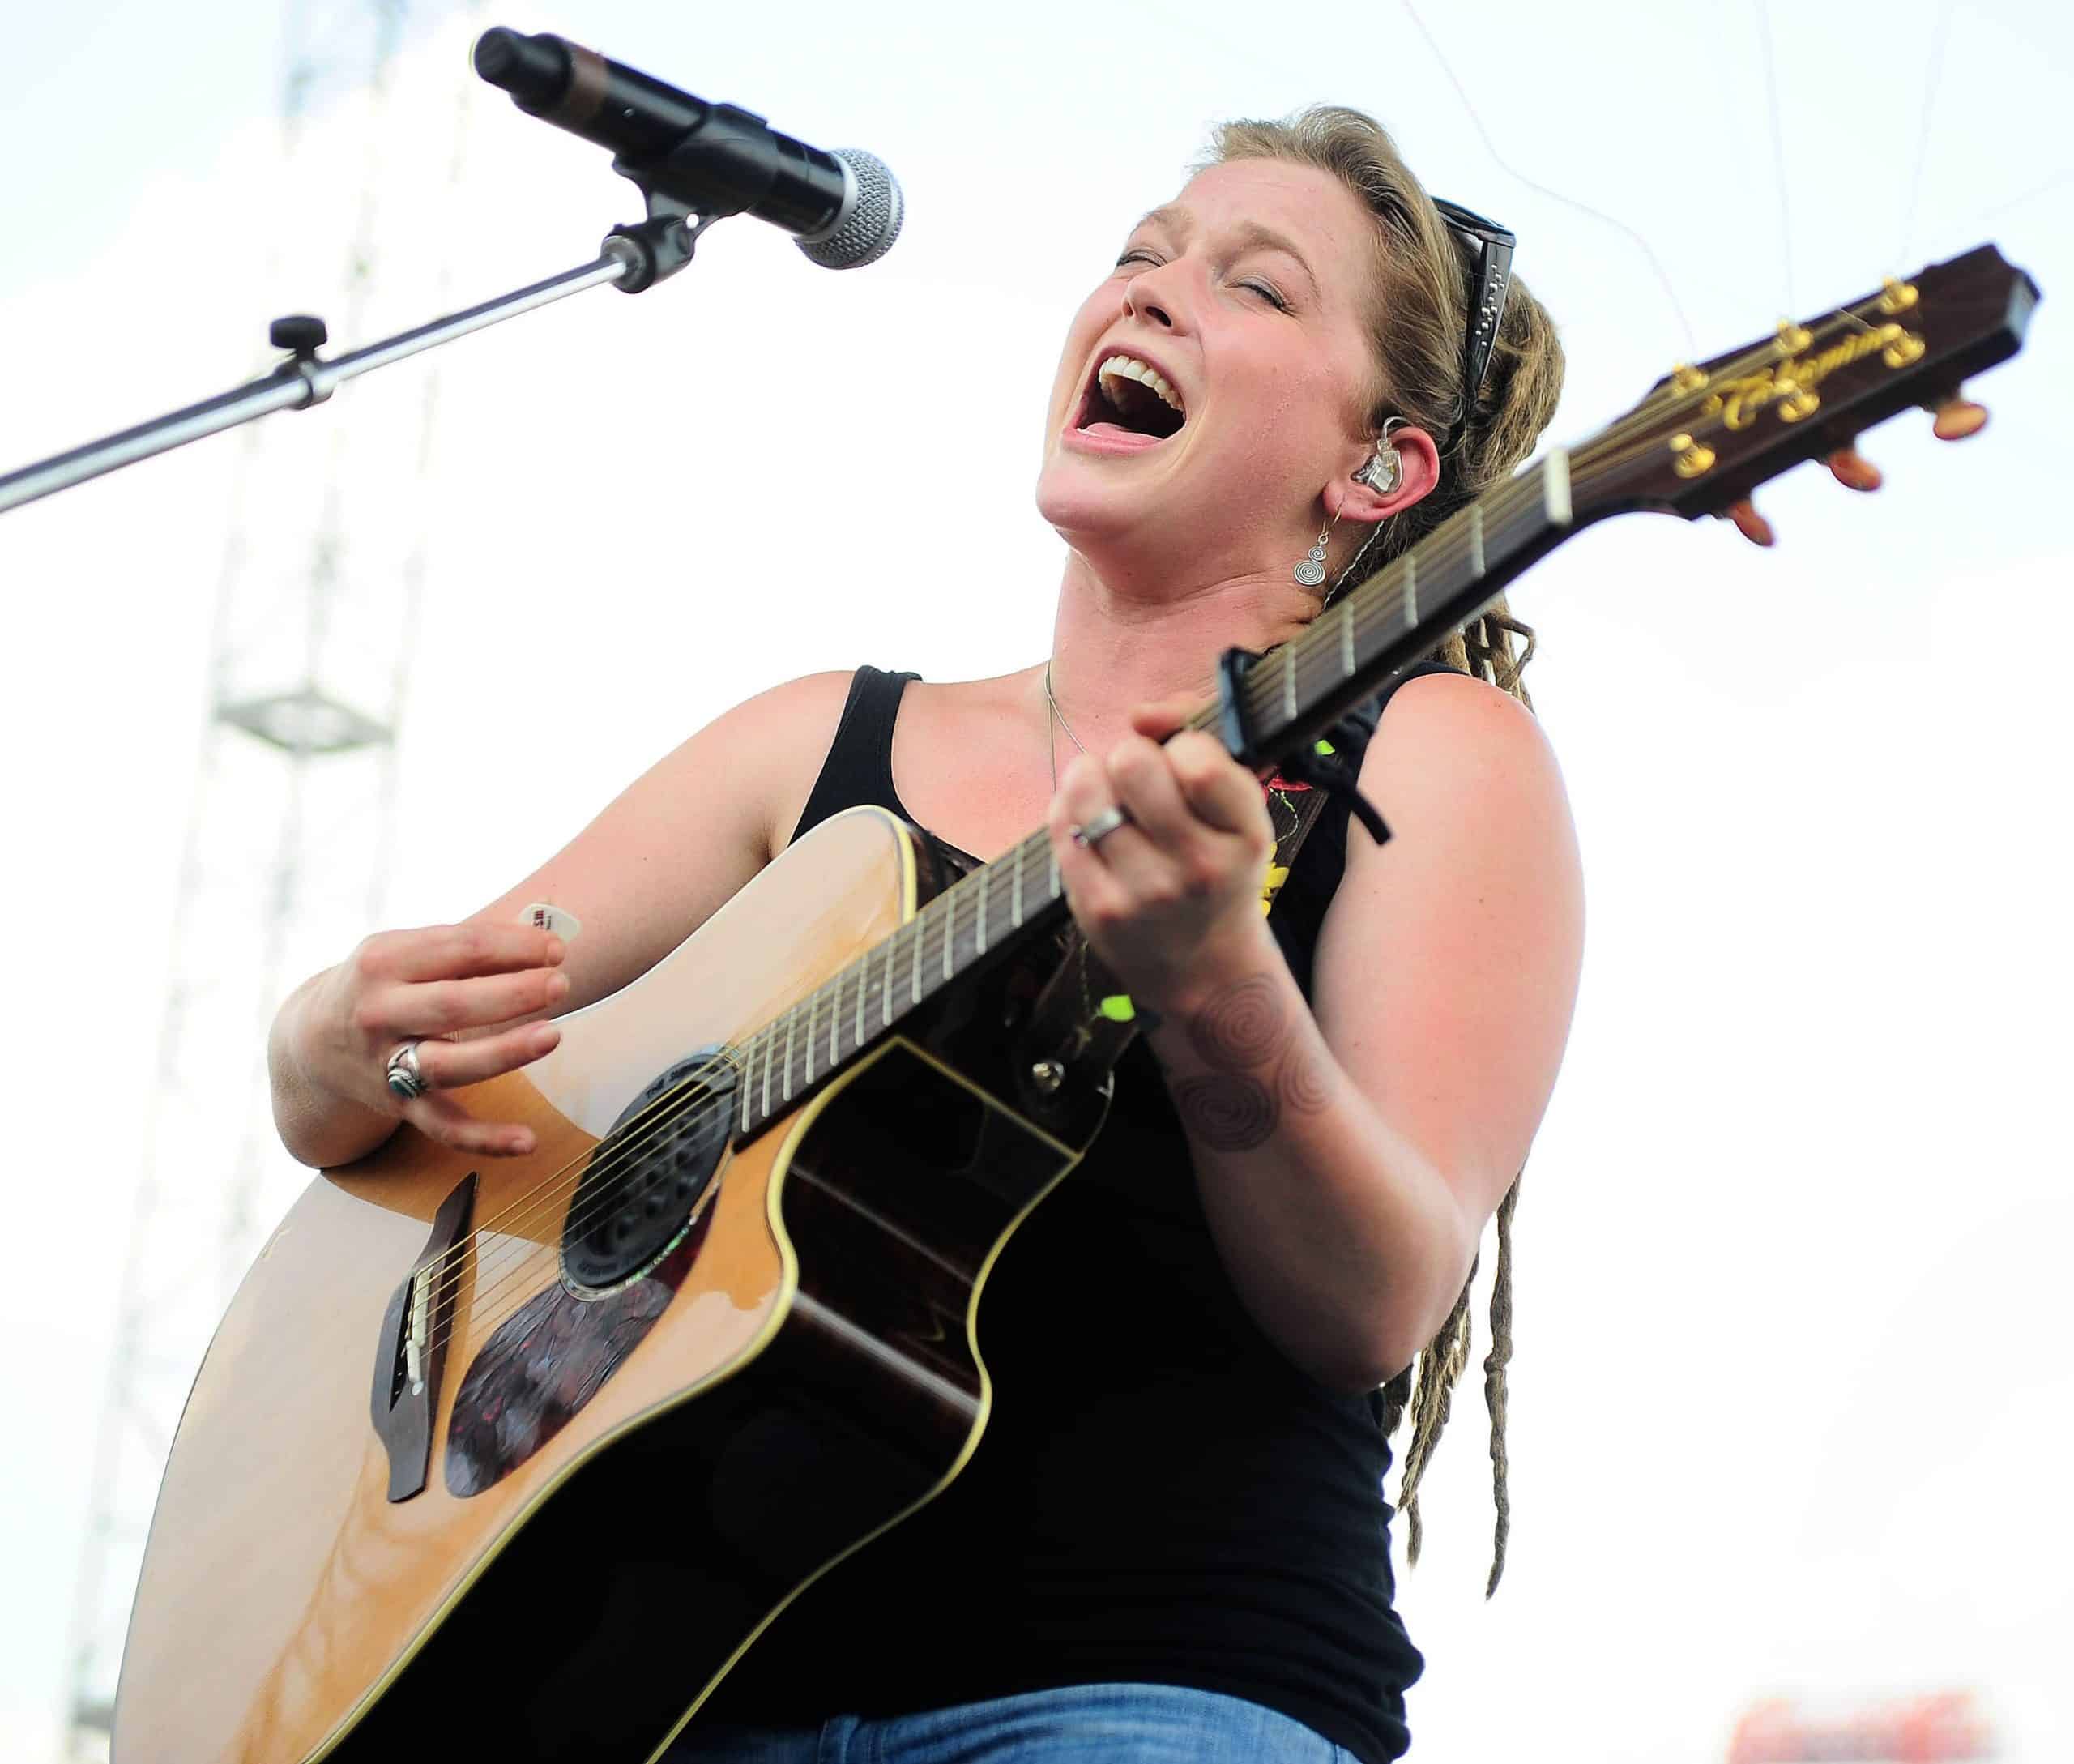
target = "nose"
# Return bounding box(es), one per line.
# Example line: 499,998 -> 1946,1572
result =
1122,266 -> 1180,331
1125,287 -> 1174,328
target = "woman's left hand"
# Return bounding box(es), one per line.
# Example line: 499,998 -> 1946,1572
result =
1048,695 -> 1278,1012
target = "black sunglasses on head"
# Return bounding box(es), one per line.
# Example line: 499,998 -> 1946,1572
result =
1430,196 -> 1516,404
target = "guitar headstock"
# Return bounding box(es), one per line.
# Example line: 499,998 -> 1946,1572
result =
1573,244 -> 2038,523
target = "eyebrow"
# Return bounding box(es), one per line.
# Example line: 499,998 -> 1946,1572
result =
1133,205 -> 1320,293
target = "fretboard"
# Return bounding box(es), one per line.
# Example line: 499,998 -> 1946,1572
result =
1231,451 -> 1573,761
732,826 -> 1068,1138
728,451 -> 1576,1141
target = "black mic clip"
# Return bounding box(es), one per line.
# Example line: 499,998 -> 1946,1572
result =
604,100 -> 794,291
604,186 -> 718,294
1214,647 -> 1392,848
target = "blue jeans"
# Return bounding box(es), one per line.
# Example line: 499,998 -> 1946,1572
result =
662,1682 -> 1354,1762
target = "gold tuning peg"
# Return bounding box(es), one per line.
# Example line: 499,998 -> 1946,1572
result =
1932,394 -> 1989,441
1826,446 -> 1883,492
1722,498 -> 1775,547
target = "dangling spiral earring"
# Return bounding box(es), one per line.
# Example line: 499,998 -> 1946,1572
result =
1294,506 -> 1342,587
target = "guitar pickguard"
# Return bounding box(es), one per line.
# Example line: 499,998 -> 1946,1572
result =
444,1213 -> 711,1497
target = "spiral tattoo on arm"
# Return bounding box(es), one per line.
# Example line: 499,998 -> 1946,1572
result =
1172,972 -> 1336,1152
1173,1074 -> 1279,1151
1275,1043 -> 1334,1115
1186,973 -> 1291,1070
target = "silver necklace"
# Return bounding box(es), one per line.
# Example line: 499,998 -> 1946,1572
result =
1043,660 -> 1088,789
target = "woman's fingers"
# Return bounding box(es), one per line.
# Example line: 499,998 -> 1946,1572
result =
410,1091 -> 540,1159
361,923 -> 564,985
1106,734 -> 1197,845
414,1019 -> 562,1091
1126,693 -> 1203,741
1163,730 -> 1270,836
399,1021 -> 564,1158
384,964 -> 570,1038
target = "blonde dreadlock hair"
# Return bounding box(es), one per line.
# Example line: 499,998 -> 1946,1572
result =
1206,106 -> 1565,1598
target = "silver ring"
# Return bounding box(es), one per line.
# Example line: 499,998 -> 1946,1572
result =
385,1040 -> 429,1101
1070,805 -> 1133,850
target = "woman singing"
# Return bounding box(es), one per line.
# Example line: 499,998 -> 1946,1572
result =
269,106 -> 1585,1762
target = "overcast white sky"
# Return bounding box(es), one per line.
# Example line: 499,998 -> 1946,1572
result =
2,2 -> 2070,1759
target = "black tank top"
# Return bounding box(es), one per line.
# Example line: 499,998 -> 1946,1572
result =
706,663 -> 1451,1762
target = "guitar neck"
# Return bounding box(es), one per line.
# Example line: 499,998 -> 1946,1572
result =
726,452 -> 1581,1143
729,826 -> 1069,1139
1227,451 -> 1575,759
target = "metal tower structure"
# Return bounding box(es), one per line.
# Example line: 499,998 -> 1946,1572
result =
59,4 -> 475,1753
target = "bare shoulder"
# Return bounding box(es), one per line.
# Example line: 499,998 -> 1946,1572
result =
724,668 -> 861,852
1347,667 -> 1580,925
1368,668 -> 1564,788
896,668 -> 1033,730
466,668 -> 858,1016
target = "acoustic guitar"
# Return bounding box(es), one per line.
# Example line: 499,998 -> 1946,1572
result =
113,246 -> 2037,1762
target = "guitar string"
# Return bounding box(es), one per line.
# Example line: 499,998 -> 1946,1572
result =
1560,301 -> 1917,489
1562,296 -> 1912,462
358,287 -> 1918,1358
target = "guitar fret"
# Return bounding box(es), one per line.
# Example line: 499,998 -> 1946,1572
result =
804,991 -> 817,1084
941,908 -> 954,982
881,938 -> 893,1026
909,919 -> 924,1004
740,1037 -> 755,1133
1402,553 -> 1418,626
829,971 -> 840,1067
856,948 -> 868,1046
1048,848 -> 1059,901
1282,645 -> 1296,723
760,1026 -> 773,1120
976,865 -> 989,955
781,1010 -> 796,1102
1543,449 -> 1572,525
1011,843 -> 1024,927
1338,600 -> 1355,677
1469,503 -> 1486,578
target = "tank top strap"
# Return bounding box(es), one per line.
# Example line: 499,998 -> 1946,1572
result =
1266,656 -> 1466,1002
789,666 -> 920,846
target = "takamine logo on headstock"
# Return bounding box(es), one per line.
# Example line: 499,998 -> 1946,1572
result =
1697,314 -> 1923,433
1577,242 -> 2040,527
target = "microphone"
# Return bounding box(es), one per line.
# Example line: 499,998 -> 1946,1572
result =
472,27 -> 903,271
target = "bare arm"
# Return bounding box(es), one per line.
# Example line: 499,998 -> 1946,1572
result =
268,670 -> 855,1168
1054,674 -> 1584,1390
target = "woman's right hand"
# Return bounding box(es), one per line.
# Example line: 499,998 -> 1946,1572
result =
299,923 -> 570,1158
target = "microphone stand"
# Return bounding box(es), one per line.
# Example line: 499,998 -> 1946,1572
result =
0,192 -> 710,519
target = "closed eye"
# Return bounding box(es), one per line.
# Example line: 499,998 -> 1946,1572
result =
1116,250 -> 1289,312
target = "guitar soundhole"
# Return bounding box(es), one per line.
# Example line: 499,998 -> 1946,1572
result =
560,1046 -> 736,1292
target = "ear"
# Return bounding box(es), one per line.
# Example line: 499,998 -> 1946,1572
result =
1330,425 -> 1443,527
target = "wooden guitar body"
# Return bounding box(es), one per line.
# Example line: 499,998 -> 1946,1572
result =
113,807 -> 1103,1762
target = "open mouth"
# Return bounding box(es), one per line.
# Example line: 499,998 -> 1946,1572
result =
1076,352 -> 1188,442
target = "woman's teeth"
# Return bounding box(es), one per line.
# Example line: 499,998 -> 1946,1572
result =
1096,355 -> 1184,416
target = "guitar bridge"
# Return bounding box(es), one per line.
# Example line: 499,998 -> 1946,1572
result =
369,1172 -> 476,1502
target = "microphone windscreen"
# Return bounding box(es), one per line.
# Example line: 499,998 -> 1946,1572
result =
796,150 -> 904,271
